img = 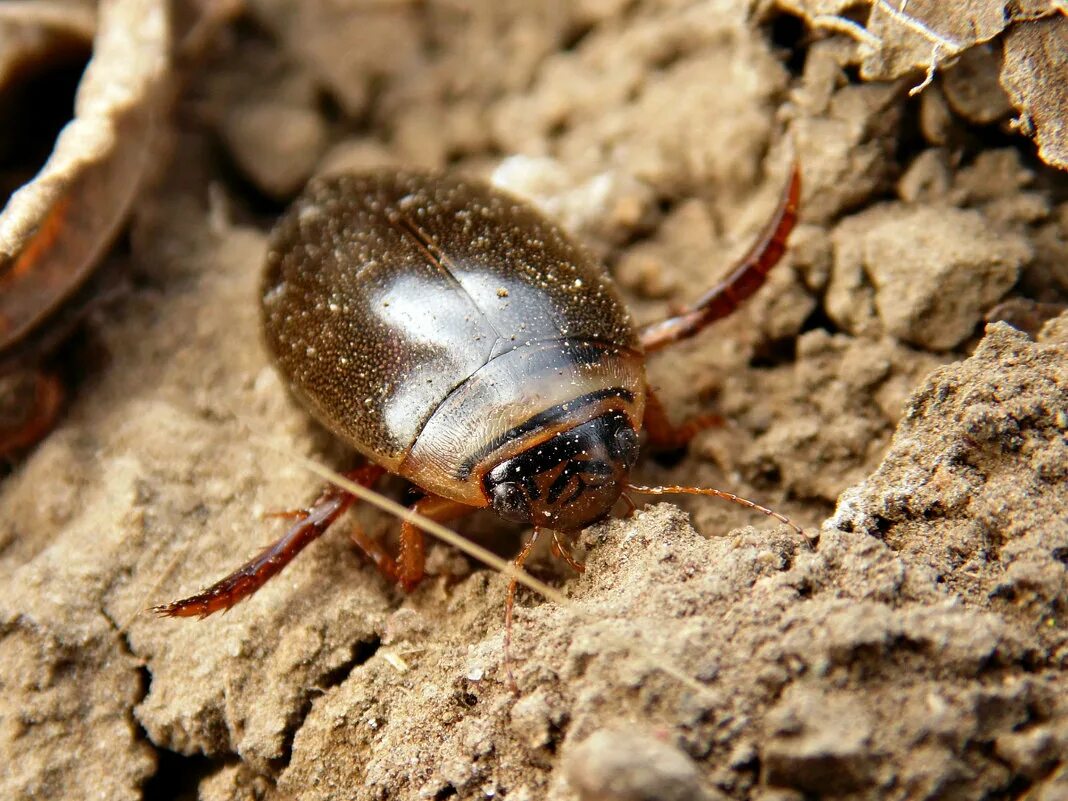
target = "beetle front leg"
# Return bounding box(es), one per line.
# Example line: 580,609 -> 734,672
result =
504,527 -> 542,693
639,161 -> 800,353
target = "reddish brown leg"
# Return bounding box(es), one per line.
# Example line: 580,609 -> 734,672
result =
260,510 -> 307,523
262,509 -> 309,521
505,527 -> 542,693
155,465 -> 385,618
349,494 -> 471,592
0,370 -> 64,458
639,161 -> 801,353
400,495 -> 470,590
347,525 -> 400,587
551,531 -> 585,574
643,384 -> 724,452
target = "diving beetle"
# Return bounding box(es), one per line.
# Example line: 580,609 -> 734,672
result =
157,163 -> 801,626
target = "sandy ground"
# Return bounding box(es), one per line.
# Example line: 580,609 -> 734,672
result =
2,1 -> 1067,800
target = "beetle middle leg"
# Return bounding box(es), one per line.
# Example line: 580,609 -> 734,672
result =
349,494 -> 471,591
639,161 -> 800,353
156,464 -> 385,618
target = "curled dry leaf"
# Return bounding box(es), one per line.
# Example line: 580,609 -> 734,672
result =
861,0 -> 1013,81
0,2 -> 95,208
775,0 -> 1068,170
1001,14 -> 1068,170
0,0 -> 170,359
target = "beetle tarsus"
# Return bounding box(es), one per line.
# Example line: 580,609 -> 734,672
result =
551,531 -> 585,573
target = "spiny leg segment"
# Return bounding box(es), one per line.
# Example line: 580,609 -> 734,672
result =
639,161 -> 801,353
155,464 -> 384,618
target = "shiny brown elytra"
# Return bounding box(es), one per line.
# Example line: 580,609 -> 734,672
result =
157,165 -> 802,633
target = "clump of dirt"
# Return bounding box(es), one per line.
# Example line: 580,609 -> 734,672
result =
1,2 -> 1066,800
778,0 -> 1068,170
272,323 -> 1067,801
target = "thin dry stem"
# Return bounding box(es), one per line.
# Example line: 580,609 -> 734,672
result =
278,445 -> 569,605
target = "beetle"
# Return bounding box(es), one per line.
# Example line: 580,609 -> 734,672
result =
157,163 -> 801,626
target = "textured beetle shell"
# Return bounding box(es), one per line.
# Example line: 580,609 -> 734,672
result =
262,170 -> 642,491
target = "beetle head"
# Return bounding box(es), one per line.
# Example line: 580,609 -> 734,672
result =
483,411 -> 640,532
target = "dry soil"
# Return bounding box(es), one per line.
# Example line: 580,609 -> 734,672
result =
1,2 -> 1067,800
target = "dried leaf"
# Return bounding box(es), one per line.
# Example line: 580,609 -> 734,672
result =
861,0 -> 1008,81
1001,14 -> 1068,169
0,0 -> 170,352
778,1 -> 1068,169
0,1 -> 95,87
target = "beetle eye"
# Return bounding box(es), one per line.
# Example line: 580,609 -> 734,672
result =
613,426 -> 640,468
490,481 -> 530,523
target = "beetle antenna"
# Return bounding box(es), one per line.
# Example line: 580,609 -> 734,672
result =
626,482 -> 809,541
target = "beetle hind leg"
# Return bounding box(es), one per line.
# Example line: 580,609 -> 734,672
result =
155,465 -> 384,618
639,161 -> 800,353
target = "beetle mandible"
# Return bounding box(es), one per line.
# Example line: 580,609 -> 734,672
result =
157,164 -> 801,625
